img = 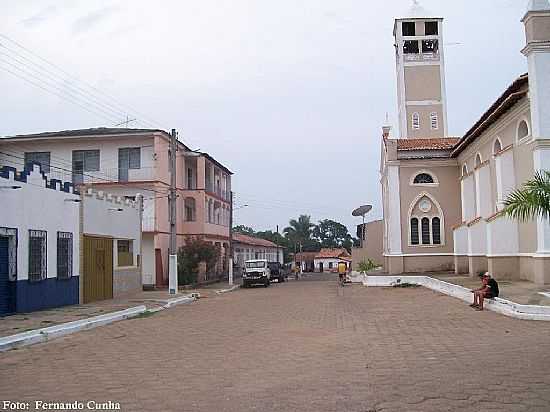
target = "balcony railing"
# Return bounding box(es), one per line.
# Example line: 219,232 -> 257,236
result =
404,52 -> 440,62
47,167 -> 155,185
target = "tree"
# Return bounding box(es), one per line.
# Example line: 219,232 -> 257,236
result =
504,171 -> 550,221
177,237 -> 220,285
283,215 -> 319,251
232,225 -> 255,236
312,219 -> 356,252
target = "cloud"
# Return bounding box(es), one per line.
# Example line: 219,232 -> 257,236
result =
72,6 -> 119,35
20,5 -> 58,27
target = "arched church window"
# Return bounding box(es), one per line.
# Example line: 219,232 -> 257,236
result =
430,112 -> 439,130
462,165 -> 468,177
517,120 -> 529,141
413,173 -> 434,184
421,218 -> 430,245
475,153 -> 483,168
410,218 -> 419,245
493,138 -> 502,155
432,217 -> 441,245
412,112 -> 420,130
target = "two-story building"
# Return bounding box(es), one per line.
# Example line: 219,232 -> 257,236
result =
0,127 -> 233,289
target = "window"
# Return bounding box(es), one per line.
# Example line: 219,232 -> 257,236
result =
404,40 -> 419,54
119,148 -> 140,169
432,217 -> 441,245
402,22 -> 416,36
412,112 -> 420,130
475,153 -> 483,168
57,232 -> 72,279
430,112 -> 439,130
0,227 -> 17,281
425,21 -> 438,35
517,120 -> 529,141
29,230 -> 47,281
493,139 -> 502,155
462,165 -> 468,177
184,197 -> 196,222
117,240 -> 133,267
328,262 -> 333,269
413,173 -> 434,184
187,168 -> 194,189
73,150 -> 99,184
422,39 -> 439,54
421,218 -> 430,245
410,218 -> 419,245
24,152 -> 50,173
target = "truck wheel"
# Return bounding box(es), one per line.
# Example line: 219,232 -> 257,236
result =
280,276 -> 285,283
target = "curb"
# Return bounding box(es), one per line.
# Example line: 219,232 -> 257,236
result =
0,305 -> 147,352
365,275 -> 550,321
216,285 -> 240,294
149,295 -> 196,313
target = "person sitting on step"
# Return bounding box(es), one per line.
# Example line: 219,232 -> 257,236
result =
470,272 -> 499,311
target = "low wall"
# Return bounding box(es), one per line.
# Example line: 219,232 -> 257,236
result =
113,267 -> 141,297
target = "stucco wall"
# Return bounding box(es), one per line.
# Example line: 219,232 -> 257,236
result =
352,220 -> 383,268
399,163 -> 461,255
404,65 -> 442,102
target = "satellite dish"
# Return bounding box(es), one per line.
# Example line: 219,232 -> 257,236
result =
352,205 -> 372,217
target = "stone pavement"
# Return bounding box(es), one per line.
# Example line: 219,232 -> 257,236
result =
0,281 -> 234,338
434,273 -> 550,306
1,280 -> 550,412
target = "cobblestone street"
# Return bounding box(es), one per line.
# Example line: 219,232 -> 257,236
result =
2,279 -> 550,412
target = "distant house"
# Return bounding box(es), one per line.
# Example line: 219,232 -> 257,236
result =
233,233 -> 284,273
313,248 -> 352,273
294,252 -> 317,273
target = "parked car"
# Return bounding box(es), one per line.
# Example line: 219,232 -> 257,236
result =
242,259 -> 271,288
268,262 -> 285,283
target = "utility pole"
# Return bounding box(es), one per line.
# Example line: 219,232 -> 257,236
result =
228,191 -> 234,285
168,128 -> 178,294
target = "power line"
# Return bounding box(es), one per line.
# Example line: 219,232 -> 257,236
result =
0,32 -> 166,130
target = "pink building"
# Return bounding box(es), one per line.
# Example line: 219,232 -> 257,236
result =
0,128 -> 232,288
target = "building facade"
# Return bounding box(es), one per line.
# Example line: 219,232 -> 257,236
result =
233,233 -> 284,274
0,164 -> 141,315
380,1 -> 550,284
0,128 -> 232,289
313,248 -> 352,273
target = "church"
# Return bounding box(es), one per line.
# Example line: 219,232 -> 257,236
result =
380,0 -> 550,284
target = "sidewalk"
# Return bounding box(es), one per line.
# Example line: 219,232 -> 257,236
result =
432,273 -> 550,306
0,280 -> 239,339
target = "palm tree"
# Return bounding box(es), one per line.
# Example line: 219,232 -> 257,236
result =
283,215 -> 316,249
504,171 -> 550,221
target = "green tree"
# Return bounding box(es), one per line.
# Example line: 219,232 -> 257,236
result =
232,225 -> 255,236
312,219 -> 356,252
283,215 -> 320,251
177,237 -> 220,285
504,171 -> 550,221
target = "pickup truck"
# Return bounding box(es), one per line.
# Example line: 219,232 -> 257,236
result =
268,262 -> 285,283
242,259 -> 271,288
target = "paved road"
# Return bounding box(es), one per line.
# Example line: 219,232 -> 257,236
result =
2,279 -> 550,412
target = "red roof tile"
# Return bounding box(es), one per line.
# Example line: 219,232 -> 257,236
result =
396,138 -> 460,151
233,233 -> 281,248
315,248 -> 351,259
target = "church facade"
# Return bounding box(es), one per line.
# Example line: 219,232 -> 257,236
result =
380,1 -> 550,284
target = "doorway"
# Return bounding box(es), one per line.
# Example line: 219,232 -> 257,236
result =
0,236 -> 14,315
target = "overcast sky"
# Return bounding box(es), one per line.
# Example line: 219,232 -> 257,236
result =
0,0 -> 529,234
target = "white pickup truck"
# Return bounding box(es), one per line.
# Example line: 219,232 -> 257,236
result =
242,259 -> 271,288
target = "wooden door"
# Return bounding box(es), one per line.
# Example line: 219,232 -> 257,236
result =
83,236 -> 113,303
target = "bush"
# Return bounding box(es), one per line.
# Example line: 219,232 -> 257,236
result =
357,259 -> 377,274
177,237 -> 220,285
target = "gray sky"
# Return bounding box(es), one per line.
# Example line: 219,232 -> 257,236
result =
0,0 -> 528,235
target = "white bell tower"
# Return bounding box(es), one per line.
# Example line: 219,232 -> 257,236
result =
394,1 -> 448,139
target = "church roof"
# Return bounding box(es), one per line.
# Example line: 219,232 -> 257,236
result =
452,73 -> 528,156
396,138 -> 460,151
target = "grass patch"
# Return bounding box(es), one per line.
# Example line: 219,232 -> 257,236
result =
129,310 -> 157,319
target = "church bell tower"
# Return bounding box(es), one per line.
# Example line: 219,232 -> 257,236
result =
394,1 -> 448,139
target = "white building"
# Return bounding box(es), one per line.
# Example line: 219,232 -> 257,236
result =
313,248 -> 352,273
233,233 -> 284,273
0,163 -> 142,315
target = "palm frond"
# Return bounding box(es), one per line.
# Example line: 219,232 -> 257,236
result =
504,171 -> 550,221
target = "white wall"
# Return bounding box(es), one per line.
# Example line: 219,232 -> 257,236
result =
0,165 -> 80,281
313,258 -> 349,271
82,188 -> 142,267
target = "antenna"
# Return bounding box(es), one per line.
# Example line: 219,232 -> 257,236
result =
114,115 -> 137,128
